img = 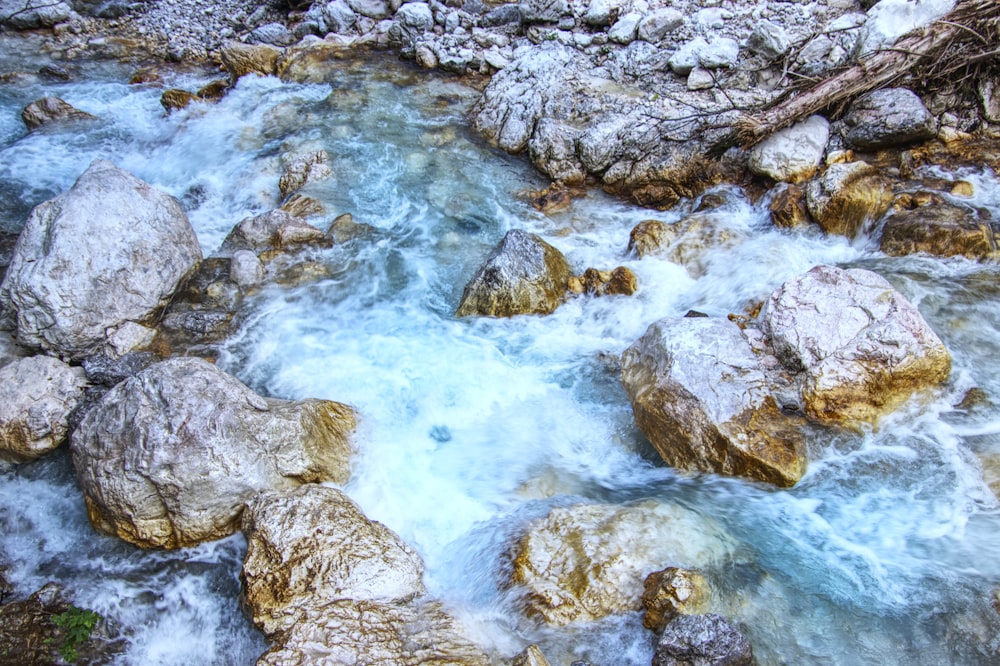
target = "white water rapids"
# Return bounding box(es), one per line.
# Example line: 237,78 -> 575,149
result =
1,35 -> 999,665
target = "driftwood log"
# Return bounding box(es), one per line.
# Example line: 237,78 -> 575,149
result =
713,0 -> 1000,153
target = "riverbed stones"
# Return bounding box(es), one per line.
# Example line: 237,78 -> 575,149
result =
748,20 -> 790,60
510,501 -> 734,626
762,265 -> 951,425
843,88 -> 936,150
0,355 -> 87,463
879,203 -> 997,260
636,9 -> 683,43
21,97 -> 97,131
652,613 -> 753,666
242,484 -> 426,637
256,599 -> 491,666
642,568 -> 710,633
621,317 -> 806,487
805,161 -> 893,237
70,357 -> 357,548
0,160 -> 202,360
456,229 -> 571,317
748,116 -> 830,183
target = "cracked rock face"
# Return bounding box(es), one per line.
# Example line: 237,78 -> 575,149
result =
762,265 -> 951,425
241,484 -> 426,637
621,317 -> 807,487
70,357 -> 356,548
0,160 -> 202,361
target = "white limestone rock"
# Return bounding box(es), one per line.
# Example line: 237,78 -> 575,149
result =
748,115 -> 830,183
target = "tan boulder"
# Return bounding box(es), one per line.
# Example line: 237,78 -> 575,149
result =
620,317 -> 806,487
241,485 -> 426,637
641,568 -> 710,632
510,501 -> 735,626
769,183 -> 811,229
805,162 -> 893,237
456,229 -> 571,317
256,599 -> 491,666
0,355 -> 87,463
219,41 -> 281,84
880,203 -> 997,260
70,357 -> 356,548
763,265 -> 951,425
573,266 -> 638,297
160,89 -> 198,113
512,644 -> 551,666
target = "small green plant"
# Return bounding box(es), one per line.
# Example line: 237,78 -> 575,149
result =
50,606 -> 100,663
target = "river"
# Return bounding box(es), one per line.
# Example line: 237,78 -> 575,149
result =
1,33 -> 999,665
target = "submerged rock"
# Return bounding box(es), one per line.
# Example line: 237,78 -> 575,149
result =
762,265 -> 951,425
620,317 -> 806,487
510,501 -> 734,626
21,97 -> 97,131
879,203 -> 997,260
256,599 -> 491,666
0,160 -> 202,360
0,355 -> 87,463
456,229 -> 571,317
652,613 -> 753,666
627,212 -> 744,277
279,149 -> 333,199
71,357 -> 356,548
769,183 -> 812,229
242,484 -> 426,637
219,209 -> 326,256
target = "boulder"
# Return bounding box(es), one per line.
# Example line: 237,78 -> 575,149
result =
880,203 -> 997,260
230,250 -> 265,288
519,0 -> 567,24
512,644 -> 551,666
669,37 -> 708,76
805,161 -> 893,237
747,20 -> 790,60
608,12 -> 642,44
219,42 -> 281,83
510,501 -> 734,626
394,2 -> 433,32
160,89 -> 198,113
456,229 -> 571,317
626,213 -> 743,277
242,485 -> 426,637
345,0 -> 390,19
70,357 -> 357,548
307,0 -> 358,34
21,97 -> 97,131
573,266 -> 637,297
583,0 -> 617,28
0,355 -> 87,463
279,149 -> 333,199
256,600 -> 491,666
762,265 -> 951,425
856,0 -> 955,56
699,38 -> 739,70
642,568 -> 710,633
636,9 -> 683,43
843,88 -> 936,150
652,614 -> 753,666
748,115 -> 829,183
248,22 -> 297,47
621,317 -> 806,487
0,160 -> 202,360
0,0 -> 72,29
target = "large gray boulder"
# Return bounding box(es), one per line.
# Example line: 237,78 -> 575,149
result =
0,161 -> 202,360
242,485 -> 426,637
70,357 -> 357,548
762,265 -> 951,425
456,229 -> 571,317
843,88 -> 936,150
621,317 -> 806,487
510,502 -> 734,626
0,0 -> 72,29
748,115 -> 829,183
0,355 -> 86,463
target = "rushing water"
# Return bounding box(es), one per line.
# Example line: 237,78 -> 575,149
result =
1,33 -> 1000,665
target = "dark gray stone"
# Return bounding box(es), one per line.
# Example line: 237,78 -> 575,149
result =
844,88 -> 936,150
653,614 -> 753,666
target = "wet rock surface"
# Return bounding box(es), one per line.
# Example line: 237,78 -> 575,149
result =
21,96 -> 97,130
642,567 -> 710,633
880,202 -> 997,260
652,613 -> 753,666
70,357 -> 357,548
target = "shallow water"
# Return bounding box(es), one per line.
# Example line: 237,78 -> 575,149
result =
1,34 -> 999,665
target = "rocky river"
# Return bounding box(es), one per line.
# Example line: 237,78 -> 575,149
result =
1,1 -> 1000,665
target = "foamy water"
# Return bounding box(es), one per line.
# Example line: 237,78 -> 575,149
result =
1,37 -> 999,665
